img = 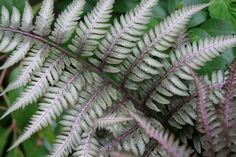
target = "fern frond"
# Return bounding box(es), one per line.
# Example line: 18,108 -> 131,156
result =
1,1 -> 236,156
120,3 -> 209,90
170,36 -> 236,72
69,0 -> 114,56
50,0 -> 85,44
90,0 -> 158,71
220,60 -> 236,153
34,0 -> 54,36
50,83 -> 106,157
0,51 -> 72,119
9,65 -> 88,150
164,70 -> 225,129
129,111 -> 193,157
191,71 -> 222,157
0,38 -> 32,69
50,83 -> 117,157
1,44 -> 50,94
143,35 -> 236,111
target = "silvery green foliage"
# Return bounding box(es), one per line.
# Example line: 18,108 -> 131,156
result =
0,0 -> 236,157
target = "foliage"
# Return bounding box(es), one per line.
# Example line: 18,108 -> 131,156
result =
0,0 -> 236,157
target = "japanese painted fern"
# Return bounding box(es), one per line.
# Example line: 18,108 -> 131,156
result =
0,0 -> 236,157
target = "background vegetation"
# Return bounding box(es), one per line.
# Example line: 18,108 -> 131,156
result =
0,0 -> 235,156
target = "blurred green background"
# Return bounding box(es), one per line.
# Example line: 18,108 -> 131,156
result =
0,0 -> 236,156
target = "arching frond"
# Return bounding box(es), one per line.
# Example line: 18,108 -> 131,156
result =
49,83 -> 117,157
0,1 -> 236,156
0,51 -> 73,119
120,3 -> 209,90
90,0 -> 158,72
69,0 -> 114,56
1,44 -> 50,94
9,64 -> 88,150
143,35 -> 236,113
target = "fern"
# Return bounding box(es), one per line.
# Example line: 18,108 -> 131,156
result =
220,60 -> 236,154
128,111 -> 193,157
0,0 -> 236,157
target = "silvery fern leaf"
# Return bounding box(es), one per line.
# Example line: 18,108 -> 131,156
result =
1,44 -> 50,94
1,1 -> 236,157
50,0 -> 85,44
90,0 -> 158,72
166,70 -> 225,130
8,64 -> 88,150
69,0 -> 114,56
142,35 -> 236,111
0,50 -> 73,119
50,83 -> 117,157
34,0 -> 54,36
119,3 -> 210,90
